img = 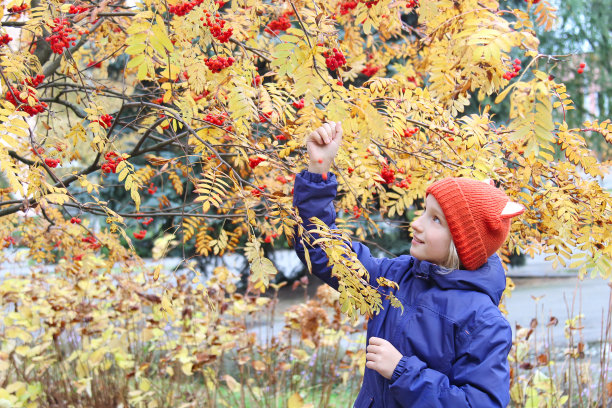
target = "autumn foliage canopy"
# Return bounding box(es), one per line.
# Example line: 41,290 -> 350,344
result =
0,0 -> 611,325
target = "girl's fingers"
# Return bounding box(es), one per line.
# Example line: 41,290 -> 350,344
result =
334,121 -> 343,140
322,122 -> 334,143
365,352 -> 378,362
318,125 -> 330,144
309,130 -> 323,145
369,337 -> 385,346
309,121 -> 340,145
366,344 -> 381,353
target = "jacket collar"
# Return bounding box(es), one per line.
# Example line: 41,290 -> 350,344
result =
412,255 -> 506,305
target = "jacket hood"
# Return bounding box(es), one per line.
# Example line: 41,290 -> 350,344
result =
411,255 -> 507,305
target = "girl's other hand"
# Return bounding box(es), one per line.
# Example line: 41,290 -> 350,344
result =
365,337 -> 403,380
306,121 -> 342,174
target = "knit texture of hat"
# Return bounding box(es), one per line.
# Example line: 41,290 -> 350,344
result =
426,178 -> 518,270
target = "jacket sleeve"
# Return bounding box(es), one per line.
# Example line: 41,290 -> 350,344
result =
389,315 -> 512,408
292,170 -> 394,290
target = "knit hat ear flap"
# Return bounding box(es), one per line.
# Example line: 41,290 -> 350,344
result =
501,201 -> 525,219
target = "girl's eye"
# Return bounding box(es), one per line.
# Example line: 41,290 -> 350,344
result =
433,216 -> 441,224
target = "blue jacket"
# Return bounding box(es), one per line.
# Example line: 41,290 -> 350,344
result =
293,171 -> 512,408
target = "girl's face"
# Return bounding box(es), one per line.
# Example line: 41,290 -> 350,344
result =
410,194 -> 453,266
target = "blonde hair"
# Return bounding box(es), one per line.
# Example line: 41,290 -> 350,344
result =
440,240 -> 461,270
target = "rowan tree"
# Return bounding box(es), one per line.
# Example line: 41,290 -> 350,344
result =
0,0 -> 611,319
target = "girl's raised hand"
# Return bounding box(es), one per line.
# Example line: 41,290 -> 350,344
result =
306,121 -> 343,174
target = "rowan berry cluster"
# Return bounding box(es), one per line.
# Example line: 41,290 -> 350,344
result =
259,111 -> 272,123
248,156 -> 265,169
5,86 -> 48,116
265,11 -> 293,35
168,0 -> 205,16
147,183 -> 157,194
264,233 -> 278,243
362,0 -> 380,8
87,60 -> 102,68
92,114 -> 114,128
201,11 -> 233,43
204,111 -> 227,126
503,58 -> 522,80
362,64 -> 379,77
193,90 -> 210,101
133,230 -> 147,240
3,236 -> 17,248
292,98 -> 305,109
251,185 -> 266,197
23,74 -> 45,87
394,174 -> 412,188
70,217 -> 82,224
0,33 -> 12,46
403,127 -> 419,137
8,4 -> 28,13
82,236 -> 96,245
378,164 -> 396,184
46,18 -> 76,54
142,217 -> 154,226
323,48 -> 347,71
101,151 -> 124,173
405,0 -> 419,7
68,5 -> 88,14
353,205 -> 362,218
45,158 -> 61,168
7,4 -> 27,14
204,55 -> 235,73
252,75 -> 262,86
339,1 -> 358,15
577,62 -> 586,74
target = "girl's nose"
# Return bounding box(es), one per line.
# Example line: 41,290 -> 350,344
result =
411,216 -> 423,232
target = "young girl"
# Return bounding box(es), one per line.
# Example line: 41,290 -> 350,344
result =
293,121 -> 524,407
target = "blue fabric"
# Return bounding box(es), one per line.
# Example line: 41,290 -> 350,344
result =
293,170 -> 512,408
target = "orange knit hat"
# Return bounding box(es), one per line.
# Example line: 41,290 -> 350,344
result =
426,178 -> 524,270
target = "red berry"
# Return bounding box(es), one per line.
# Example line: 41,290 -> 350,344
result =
577,68 -> 584,74
45,158 -> 60,168
579,62 -> 586,68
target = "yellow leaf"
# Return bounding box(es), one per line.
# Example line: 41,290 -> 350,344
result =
5,327 -> 32,342
139,378 -> 151,392
137,60 -> 149,81
288,393 -> 304,408
153,265 -> 161,281
495,83 -> 516,104
252,360 -> 266,371
181,362 -> 193,376
125,43 -> 147,55
127,54 -> 145,70
222,375 -> 240,392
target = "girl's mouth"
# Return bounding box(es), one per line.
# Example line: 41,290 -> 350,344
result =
412,237 -> 424,245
